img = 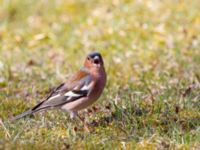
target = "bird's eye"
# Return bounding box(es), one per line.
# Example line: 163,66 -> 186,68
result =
87,57 -> 90,60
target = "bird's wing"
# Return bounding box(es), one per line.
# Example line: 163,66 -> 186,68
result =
31,69 -> 93,112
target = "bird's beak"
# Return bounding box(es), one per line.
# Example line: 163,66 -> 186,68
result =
94,58 -> 100,64
93,56 -> 100,67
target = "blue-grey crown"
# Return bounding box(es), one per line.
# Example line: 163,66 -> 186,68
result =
88,52 -> 102,59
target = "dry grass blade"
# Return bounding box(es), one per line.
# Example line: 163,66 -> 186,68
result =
0,119 -> 11,139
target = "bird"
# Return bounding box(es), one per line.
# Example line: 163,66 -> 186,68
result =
11,52 -> 107,125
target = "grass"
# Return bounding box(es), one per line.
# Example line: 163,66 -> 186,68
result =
0,0 -> 200,149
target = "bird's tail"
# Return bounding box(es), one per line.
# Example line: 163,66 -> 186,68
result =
10,109 -> 33,122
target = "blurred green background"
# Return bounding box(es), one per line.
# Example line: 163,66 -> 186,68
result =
0,0 -> 200,149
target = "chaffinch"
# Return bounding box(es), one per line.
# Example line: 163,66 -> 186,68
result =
11,52 -> 107,122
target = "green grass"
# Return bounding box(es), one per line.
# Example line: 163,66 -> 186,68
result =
0,0 -> 200,149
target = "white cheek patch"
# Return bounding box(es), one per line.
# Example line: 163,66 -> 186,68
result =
94,64 -> 100,67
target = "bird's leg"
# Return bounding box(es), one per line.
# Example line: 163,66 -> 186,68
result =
70,112 -> 79,128
76,113 -> 90,133
70,111 -> 90,132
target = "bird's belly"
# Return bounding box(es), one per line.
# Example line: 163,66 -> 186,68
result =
61,97 -> 97,111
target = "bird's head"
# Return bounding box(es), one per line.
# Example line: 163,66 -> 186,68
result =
84,52 -> 104,70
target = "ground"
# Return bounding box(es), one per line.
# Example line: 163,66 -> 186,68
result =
0,0 -> 200,149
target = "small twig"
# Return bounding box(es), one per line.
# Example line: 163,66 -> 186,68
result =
0,118 -> 11,139
118,125 -> 128,135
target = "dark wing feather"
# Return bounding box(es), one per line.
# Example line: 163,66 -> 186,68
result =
32,83 -> 66,111
32,72 -> 93,111
11,69 -> 93,121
